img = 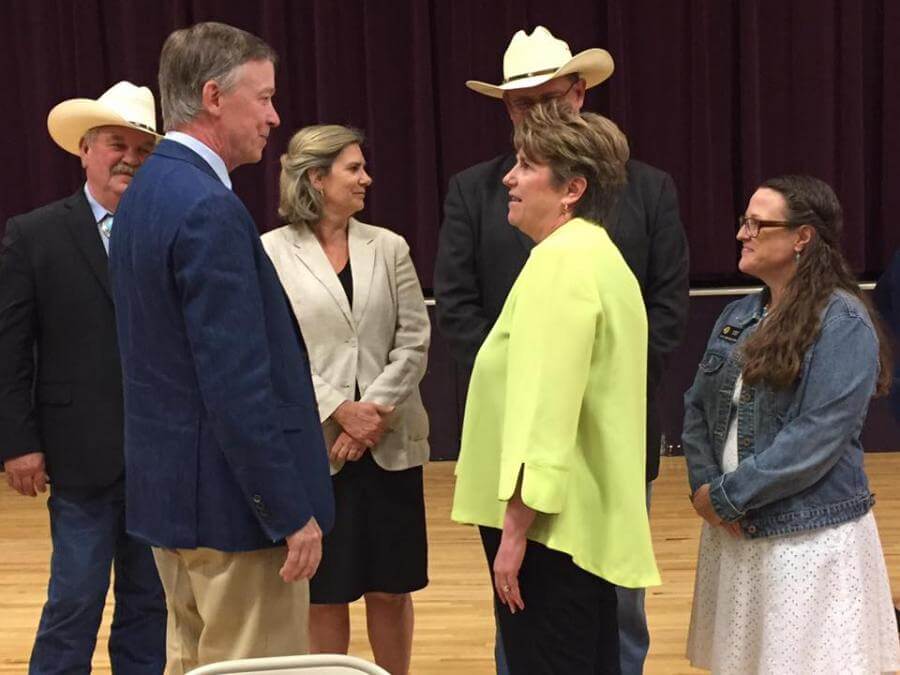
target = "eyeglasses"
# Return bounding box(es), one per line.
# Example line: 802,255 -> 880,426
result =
507,79 -> 579,113
736,215 -> 796,238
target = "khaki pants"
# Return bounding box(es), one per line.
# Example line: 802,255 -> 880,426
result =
152,546 -> 309,675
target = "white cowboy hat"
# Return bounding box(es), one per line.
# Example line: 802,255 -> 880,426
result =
47,80 -> 161,156
466,26 -> 614,98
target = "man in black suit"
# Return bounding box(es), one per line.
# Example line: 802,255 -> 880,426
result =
433,26 -> 689,675
0,82 -> 166,674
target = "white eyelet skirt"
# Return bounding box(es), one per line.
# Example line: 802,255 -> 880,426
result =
686,510 -> 900,674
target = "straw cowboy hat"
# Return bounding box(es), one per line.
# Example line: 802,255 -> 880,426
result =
47,80 -> 161,156
466,26 -> 614,98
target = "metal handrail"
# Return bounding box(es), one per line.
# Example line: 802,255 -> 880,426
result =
423,282 -> 877,305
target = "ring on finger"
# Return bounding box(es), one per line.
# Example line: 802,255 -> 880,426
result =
502,584 -> 511,592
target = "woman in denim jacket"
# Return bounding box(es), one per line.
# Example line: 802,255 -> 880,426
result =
683,175 -> 900,674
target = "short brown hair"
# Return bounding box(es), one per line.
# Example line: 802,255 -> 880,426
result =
513,99 -> 629,223
158,22 -> 277,131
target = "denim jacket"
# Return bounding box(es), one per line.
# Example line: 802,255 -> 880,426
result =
683,289 -> 879,538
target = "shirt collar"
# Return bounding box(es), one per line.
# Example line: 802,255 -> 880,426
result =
734,291 -> 770,329
83,184 -> 110,224
165,131 -> 232,190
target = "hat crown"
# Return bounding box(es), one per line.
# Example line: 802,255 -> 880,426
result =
502,26 -> 573,83
47,80 -> 160,156
95,81 -> 156,131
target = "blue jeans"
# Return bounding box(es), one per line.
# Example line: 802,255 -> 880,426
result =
494,484 -> 652,675
615,483 -> 652,675
614,585 -> 647,675
29,481 -> 166,674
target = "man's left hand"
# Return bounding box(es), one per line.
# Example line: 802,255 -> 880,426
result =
280,516 -> 323,582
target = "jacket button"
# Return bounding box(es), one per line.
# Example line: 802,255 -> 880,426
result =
740,438 -> 750,448
746,524 -> 757,534
252,494 -> 262,503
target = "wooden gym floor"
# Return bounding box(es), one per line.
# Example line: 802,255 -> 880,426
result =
1,454 -> 897,674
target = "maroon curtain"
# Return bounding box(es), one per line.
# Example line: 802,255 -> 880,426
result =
2,0 -> 898,287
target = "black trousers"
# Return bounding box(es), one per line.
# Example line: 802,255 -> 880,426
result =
480,526 -> 620,675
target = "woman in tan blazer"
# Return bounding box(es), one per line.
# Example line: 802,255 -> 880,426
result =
261,125 -> 430,675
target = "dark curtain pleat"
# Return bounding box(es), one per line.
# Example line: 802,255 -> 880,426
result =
879,1 -> 900,261
0,0 -> 896,287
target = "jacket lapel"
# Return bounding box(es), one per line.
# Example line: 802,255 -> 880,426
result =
62,190 -> 111,300
288,224 -> 354,328
347,218 -> 375,325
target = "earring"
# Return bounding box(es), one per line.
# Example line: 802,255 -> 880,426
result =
561,202 -> 569,213
795,250 -> 801,263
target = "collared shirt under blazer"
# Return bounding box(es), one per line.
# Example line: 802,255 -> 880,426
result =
262,218 -> 430,474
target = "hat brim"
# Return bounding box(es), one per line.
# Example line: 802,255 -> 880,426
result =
466,48 -> 614,99
47,99 -> 161,156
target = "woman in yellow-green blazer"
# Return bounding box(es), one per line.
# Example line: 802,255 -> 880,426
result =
452,101 -> 660,675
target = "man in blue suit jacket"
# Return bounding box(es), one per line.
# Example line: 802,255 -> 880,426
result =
109,22 -> 333,672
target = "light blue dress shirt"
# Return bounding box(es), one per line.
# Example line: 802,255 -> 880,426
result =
165,131 -> 232,189
83,184 -> 112,255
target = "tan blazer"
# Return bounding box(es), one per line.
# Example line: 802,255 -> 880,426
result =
261,218 -> 430,474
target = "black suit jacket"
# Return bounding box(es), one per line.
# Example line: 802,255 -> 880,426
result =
0,189 -> 124,487
433,154 -> 690,481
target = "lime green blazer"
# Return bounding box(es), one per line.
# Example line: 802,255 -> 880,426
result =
451,218 -> 660,588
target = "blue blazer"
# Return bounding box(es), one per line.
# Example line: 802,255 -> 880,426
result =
109,139 -> 334,551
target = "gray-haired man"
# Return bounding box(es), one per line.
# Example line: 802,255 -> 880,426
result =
108,22 -> 334,672
0,82 -> 164,674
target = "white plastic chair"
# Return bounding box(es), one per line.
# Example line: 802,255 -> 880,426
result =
185,653 -> 391,675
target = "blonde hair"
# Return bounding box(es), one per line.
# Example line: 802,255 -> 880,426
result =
513,99 -> 629,222
278,124 -> 365,226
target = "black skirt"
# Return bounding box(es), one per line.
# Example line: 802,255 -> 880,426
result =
310,451 -> 429,603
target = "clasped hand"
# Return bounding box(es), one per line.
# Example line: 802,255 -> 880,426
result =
691,483 -> 742,538
329,401 -> 394,462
